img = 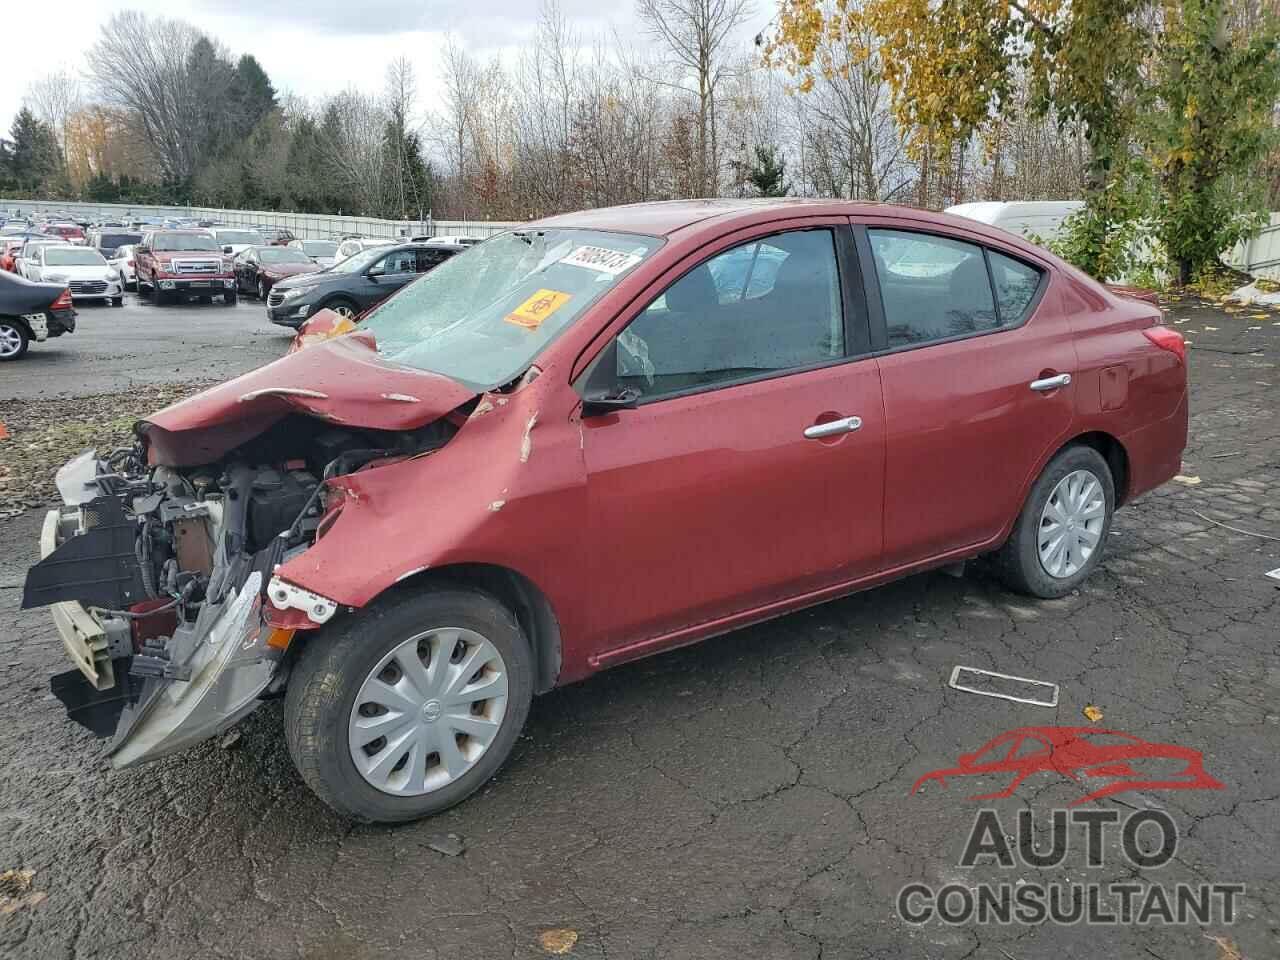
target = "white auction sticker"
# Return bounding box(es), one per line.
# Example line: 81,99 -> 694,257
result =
560,245 -> 643,276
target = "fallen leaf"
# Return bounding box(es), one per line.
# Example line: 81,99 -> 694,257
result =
1083,705 -> 1104,723
539,928 -> 579,954
1174,475 -> 1202,486
0,868 -> 47,915
1206,934 -> 1243,960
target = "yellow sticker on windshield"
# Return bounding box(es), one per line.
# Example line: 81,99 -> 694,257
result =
505,289 -> 571,330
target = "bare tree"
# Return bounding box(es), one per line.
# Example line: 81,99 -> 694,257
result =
636,0 -> 753,196
24,69 -> 82,155
317,90 -> 388,216
86,12 -> 211,181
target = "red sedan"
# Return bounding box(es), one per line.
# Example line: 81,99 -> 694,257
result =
26,200 -> 1187,822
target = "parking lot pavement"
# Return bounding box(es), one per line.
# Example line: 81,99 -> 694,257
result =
0,300 -> 1276,960
0,290 -> 291,400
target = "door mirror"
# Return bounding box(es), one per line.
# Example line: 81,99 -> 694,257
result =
222,244 -> 233,254
579,339 -> 639,416
582,387 -> 640,417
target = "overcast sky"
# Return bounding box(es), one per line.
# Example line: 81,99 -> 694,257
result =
5,0 -> 753,136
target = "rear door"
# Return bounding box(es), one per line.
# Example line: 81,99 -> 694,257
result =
577,221 -> 885,656
856,220 -> 1078,567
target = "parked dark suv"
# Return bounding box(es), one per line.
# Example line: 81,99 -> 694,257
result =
266,241 -> 464,327
260,226 -> 297,246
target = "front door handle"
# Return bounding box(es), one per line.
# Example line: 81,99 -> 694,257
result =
1030,373 -> 1072,392
804,416 -> 862,439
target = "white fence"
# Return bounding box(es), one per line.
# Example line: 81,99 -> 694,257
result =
1226,213 -> 1280,282
0,197 -> 519,242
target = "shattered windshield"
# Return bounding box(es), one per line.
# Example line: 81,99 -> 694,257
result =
361,229 -> 662,390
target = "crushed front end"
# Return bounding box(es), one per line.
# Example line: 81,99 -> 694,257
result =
23,376 -> 462,766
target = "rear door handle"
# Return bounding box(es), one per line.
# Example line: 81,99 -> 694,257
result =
1030,373 -> 1072,392
804,416 -> 862,439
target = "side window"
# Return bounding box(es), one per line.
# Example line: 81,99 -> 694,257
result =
414,249 -> 446,272
383,250 -> 416,274
607,229 -> 845,400
988,251 -> 1042,323
869,229 -> 997,348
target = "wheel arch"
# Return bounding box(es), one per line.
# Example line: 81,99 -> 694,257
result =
386,563 -> 562,695
0,314 -> 34,338
1063,430 -> 1131,505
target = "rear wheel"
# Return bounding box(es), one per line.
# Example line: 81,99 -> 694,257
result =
257,279 -> 267,301
995,445 -> 1114,598
0,319 -> 30,360
284,586 -> 533,822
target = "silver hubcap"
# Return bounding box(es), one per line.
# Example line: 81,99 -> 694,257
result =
1038,469 -> 1105,579
332,304 -> 354,318
348,627 -> 508,796
0,324 -> 23,357
258,281 -> 266,298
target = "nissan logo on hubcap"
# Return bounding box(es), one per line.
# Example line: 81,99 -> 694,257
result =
421,699 -> 442,723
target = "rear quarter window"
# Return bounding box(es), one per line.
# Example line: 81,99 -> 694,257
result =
988,251 -> 1043,323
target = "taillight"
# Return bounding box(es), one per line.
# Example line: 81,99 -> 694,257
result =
1143,325 -> 1186,365
127,259 -> 135,268
51,288 -> 72,311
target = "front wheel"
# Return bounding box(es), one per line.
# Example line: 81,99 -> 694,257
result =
994,445 -> 1115,598
284,586 -> 533,822
323,297 -> 358,319
223,291 -> 237,305
0,319 -> 30,360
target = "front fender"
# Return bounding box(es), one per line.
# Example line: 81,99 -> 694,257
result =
271,379 -> 590,644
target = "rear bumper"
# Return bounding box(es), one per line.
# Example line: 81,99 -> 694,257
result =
47,307 -> 76,336
1121,390 -> 1189,501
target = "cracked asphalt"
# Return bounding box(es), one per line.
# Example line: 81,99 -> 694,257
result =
0,294 -> 1276,959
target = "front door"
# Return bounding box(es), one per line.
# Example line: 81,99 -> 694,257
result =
859,223 -> 1079,567
360,248 -> 420,308
578,225 -> 885,654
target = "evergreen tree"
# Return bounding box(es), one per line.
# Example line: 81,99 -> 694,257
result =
748,144 -> 790,197
9,108 -> 62,191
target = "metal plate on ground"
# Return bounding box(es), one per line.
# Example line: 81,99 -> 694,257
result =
948,665 -> 1060,708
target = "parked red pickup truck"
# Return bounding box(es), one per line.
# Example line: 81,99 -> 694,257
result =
135,230 -> 237,305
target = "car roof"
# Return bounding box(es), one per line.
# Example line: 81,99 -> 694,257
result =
527,198 -> 1056,255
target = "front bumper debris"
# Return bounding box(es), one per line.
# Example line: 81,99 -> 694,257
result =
27,452 -> 290,767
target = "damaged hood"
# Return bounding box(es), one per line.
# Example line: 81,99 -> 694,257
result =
141,333 -> 477,466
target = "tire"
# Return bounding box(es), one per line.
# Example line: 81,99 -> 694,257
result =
223,291 -> 237,306
322,297 -> 358,319
0,318 -> 30,361
284,585 -> 533,823
995,445 -> 1115,598
257,279 -> 267,301
154,288 -> 169,305
111,296 -> 123,308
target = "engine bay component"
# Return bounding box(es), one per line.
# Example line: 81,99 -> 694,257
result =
21,407 -> 458,767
